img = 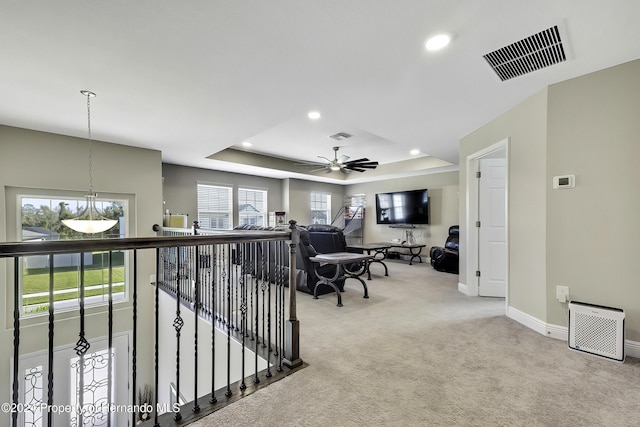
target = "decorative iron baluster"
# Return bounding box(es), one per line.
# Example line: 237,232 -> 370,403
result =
154,248 -> 161,427
12,257 -> 20,427
47,254 -> 55,426
233,245 -> 239,332
107,251 -> 113,427
249,242 -> 257,341
274,242 -> 280,358
261,243 -> 267,350
225,244 -> 233,397
132,250 -> 138,427
75,253 -> 90,426
239,245 -> 247,391
266,242 -> 272,378
219,247 -> 226,326
278,240 -> 285,371
174,247 -> 184,421
193,245 -> 200,413
253,246 -> 261,385
210,243 -> 217,404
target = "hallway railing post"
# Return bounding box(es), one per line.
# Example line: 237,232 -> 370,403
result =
284,221 -> 303,368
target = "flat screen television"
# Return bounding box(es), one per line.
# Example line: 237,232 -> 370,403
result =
375,189 -> 429,225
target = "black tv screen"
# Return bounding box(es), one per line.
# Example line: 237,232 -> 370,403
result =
375,189 -> 429,225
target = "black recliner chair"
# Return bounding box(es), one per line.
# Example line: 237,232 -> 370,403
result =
430,225 -> 459,274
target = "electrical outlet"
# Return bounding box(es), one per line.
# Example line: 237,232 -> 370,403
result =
556,286 -> 569,303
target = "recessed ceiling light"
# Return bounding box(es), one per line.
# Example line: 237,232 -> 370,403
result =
425,34 -> 451,51
410,149 -> 420,155
242,141 -> 252,147
308,111 -> 321,120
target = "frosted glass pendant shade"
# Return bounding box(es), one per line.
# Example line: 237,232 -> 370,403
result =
62,193 -> 117,233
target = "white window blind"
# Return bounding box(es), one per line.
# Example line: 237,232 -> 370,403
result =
197,184 -> 232,230
238,188 -> 267,227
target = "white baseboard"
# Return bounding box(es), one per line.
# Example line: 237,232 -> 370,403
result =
507,306 -> 548,336
458,281 -> 478,296
625,339 -> 640,359
507,306 -> 640,359
458,282 -> 469,295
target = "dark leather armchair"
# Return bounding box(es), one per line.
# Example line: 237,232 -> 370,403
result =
305,224 -> 348,253
430,225 -> 459,274
297,227 -> 346,295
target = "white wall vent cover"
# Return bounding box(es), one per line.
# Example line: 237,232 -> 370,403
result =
483,25 -> 566,81
568,301 -> 625,362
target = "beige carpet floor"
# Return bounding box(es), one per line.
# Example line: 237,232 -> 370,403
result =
188,259 -> 640,426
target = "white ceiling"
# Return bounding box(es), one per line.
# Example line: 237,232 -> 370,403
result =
2,1 -> 640,184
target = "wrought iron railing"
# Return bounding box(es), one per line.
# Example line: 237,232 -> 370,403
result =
0,222 -> 302,427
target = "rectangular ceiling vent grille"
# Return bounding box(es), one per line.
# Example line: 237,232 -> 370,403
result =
483,25 -> 566,81
329,132 -> 352,141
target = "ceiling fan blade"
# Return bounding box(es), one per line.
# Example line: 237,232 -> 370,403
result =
346,167 -> 367,173
345,161 -> 378,169
317,156 -> 332,163
338,155 -> 350,163
344,158 -> 369,165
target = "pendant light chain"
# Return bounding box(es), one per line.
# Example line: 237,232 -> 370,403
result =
86,91 -> 94,194
62,90 -> 117,234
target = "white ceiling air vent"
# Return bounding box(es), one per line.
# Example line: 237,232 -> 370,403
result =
329,132 -> 352,141
483,25 -> 566,81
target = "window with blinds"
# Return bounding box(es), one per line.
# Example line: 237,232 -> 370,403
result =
238,188 -> 267,227
197,183 -> 232,230
310,192 -> 331,224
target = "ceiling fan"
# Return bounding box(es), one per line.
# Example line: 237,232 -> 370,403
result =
308,146 -> 379,174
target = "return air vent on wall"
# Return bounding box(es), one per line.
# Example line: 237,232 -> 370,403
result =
483,25 -> 566,81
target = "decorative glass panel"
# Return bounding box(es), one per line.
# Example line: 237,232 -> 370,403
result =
69,348 -> 114,427
24,366 -> 44,427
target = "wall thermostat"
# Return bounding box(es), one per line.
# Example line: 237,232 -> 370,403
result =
553,174 -> 575,189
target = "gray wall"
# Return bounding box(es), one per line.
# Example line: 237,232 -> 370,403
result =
346,171 -> 459,250
460,89 -> 548,321
162,163 -> 284,227
460,59 -> 640,340
546,59 -> 640,337
0,125 -> 163,423
285,178 -> 345,227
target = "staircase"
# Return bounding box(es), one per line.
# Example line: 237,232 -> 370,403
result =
0,224 -> 304,427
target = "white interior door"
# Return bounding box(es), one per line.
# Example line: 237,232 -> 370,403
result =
478,158 -> 507,297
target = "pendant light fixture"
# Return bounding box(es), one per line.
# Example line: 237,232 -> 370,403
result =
62,90 -> 118,234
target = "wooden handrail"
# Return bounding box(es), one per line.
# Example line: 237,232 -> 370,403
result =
0,229 -> 291,257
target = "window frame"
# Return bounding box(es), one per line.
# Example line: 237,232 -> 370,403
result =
310,192 -> 332,225
197,183 -> 234,230
237,187 -> 268,227
7,187 -> 132,318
